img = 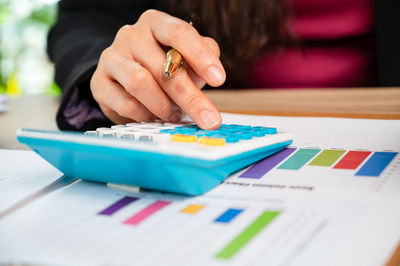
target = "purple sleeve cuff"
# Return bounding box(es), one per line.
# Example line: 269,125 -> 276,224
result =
63,86 -> 106,129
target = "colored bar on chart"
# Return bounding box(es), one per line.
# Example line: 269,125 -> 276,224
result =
355,152 -> 398,177
333,151 -> 372,169
214,208 -> 243,223
180,204 -> 205,214
123,200 -> 171,226
98,196 -> 138,216
309,150 -> 346,167
278,149 -> 320,170
216,211 -> 280,259
239,148 -> 296,179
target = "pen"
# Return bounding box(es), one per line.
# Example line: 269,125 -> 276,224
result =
163,14 -> 198,78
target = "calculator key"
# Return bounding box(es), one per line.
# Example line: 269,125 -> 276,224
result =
84,131 -> 98,136
159,129 -> 180,134
175,127 -> 197,133
226,124 -> 252,130
212,134 -> 239,143
190,131 -> 211,137
197,129 -> 220,135
111,124 -> 135,130
171,134 -> 197,143
227,132 -> 253,140
96,128 -> 114,137
140,121 -> 163,126
139,135 -> 154,142
163,123 -> 185,127
252,126 -> 277,134
198,137 -> 225,146
118,132 -> 135,140
99,131 -> 115,137
244,129 -> 266,137
96,127 -> 112,133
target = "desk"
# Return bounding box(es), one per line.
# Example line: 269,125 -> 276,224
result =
1,89 -> 400,265
0,96 -> 59,150
205,87 -> 400,119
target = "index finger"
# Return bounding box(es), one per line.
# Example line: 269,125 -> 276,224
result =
139,10 -> 226,87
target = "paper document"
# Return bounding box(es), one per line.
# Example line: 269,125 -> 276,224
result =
0,149 -> 63,214
0,114 -> 399,266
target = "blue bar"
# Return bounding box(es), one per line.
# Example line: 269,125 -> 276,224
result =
355,152 -> 397,177
214,208 -> 243,223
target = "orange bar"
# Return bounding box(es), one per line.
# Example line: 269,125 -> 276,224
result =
180,204 -> 205,214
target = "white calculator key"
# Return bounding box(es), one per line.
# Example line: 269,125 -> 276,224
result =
96,127 -> 112,133
99,131 -> 115,137
114,130 -> 135,139
111,125 -> 130,129
140,122 -> 163,127
84,131 -> 98,136
135,132 -> 170,143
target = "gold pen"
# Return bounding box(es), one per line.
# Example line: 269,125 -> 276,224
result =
163,14 -> 198,78
163,48 -> 183,78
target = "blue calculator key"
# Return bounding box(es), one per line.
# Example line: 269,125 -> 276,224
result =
191,131 -> 211,137
225,124 -> 252,130
244,129 -> 266,137
227,132 -> 253,140
263,128 -> 277,134
177,128 -> 197,133
159,129 -> 179,134
185,124 -> 200,129
212,134 -> 240,143
252,126 -> 277,134
197,130 -> 220,135
174,126 -> 197,132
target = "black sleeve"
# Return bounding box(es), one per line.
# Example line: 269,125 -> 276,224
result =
375,0 -> 400,86
47,0 -> 156,131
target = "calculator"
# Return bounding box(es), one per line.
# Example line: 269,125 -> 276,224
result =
17,121 -> 292,195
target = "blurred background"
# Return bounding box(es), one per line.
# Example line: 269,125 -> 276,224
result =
0,0 -> 59,98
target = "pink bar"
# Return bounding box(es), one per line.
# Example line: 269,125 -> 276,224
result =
123,200 -> 171,226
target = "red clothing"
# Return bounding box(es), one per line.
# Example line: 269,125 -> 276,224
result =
250,0 -> 376,88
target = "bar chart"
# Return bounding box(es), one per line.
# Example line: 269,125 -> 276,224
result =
0,171 -> 378,266
97,195 -> 268,259
239,147 -> 398,179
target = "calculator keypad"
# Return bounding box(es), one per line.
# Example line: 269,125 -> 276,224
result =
85,122 -> 277,147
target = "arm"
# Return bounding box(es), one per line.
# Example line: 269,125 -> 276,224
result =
47,0 -> 154,130
48,1 -> 225,131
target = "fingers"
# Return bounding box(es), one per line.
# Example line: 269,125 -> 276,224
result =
99,104 -> 134,125
184,37 -> 220,89
91,11 -> 224,128
139,10 -> 226,87
202,36 -> 220,58
91,71 -> 155,123
126,31 -> 221,129
100,47 -> 181,122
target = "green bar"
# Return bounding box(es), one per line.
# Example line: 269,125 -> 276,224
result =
309,150 -> 346,166
278,149 -> 320,170
216,211 -> 280,259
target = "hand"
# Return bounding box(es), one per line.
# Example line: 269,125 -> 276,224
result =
90,9 -> 226,129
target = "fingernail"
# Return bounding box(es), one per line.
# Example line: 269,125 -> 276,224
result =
207,65 -> 224,85
169,109 -> 182,123
200,109 -> 220,129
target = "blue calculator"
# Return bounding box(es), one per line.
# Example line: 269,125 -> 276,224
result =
17,122 -> 292,195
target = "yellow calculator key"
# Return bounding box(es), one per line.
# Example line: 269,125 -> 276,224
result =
198,137 -> 225,146
171,134 -> 197,143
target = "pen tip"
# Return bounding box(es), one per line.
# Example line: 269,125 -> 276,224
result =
164,72 -> 170,78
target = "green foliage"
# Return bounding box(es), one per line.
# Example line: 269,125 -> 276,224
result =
0,0 -> 59,96
28,3 -> 57,26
